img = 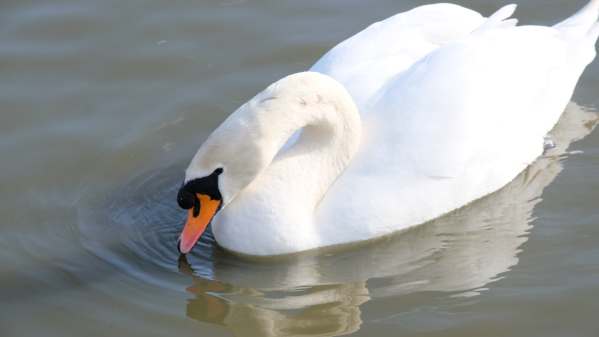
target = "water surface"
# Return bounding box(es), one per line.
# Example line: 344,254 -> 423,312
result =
1,1 -> 599,336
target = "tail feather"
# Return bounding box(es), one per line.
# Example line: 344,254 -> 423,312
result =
555,0 -> 599,35
474,4 -> 518,32
488,3 -> 517,22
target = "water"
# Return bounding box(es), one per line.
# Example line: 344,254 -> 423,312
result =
1,1 -> 599,336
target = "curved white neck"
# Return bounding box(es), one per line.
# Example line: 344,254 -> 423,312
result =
188,72 -> 362,211
259,83 -> 362,212
236,72 -> 362,211
214,72 -> 361,257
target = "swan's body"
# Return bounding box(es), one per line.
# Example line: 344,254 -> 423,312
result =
179,1 -> 599,256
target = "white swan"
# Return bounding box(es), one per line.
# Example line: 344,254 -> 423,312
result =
180,103 -> 597,337
177,1 -> 599,256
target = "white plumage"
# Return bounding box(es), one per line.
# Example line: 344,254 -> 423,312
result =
184,1 -> 599,256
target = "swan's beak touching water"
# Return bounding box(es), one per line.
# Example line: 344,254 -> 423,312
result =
178,194 -> 221,254
177,168 -> 224,254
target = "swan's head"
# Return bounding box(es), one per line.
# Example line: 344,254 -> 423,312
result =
175,79 -> 288,254
175,107 -> 268,254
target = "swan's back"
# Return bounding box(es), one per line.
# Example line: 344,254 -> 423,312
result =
310,3 -> 486,108
314,2 -> 599,245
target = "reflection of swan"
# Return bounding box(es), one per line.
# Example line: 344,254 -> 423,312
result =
176,1 -> 599,255
183,270 -> 367,337
182,103 -> 597,336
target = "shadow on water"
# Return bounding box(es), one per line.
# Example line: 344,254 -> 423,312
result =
77,103 -> 597,337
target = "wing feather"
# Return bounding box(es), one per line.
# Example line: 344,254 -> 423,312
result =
311,4 -> 485,107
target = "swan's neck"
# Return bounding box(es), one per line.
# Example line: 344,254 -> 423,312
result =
186,72 -> 362,210
242,73 -> 362,211
203,73 -> 362,255
184,73 -> 361,255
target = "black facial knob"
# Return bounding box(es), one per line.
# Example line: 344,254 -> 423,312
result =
177,187 -> 195,210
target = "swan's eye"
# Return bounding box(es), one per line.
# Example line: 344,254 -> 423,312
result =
177,188 -> 195,210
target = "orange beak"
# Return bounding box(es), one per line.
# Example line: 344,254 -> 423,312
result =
179,194 -> 222,254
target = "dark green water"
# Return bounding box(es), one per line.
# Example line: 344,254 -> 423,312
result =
1,1 -> 599,336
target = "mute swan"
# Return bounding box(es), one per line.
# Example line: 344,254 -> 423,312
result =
179,103 -> 596,337
177,1 -> 599,256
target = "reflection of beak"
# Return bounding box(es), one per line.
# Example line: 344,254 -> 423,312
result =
179,194 -> 221,254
